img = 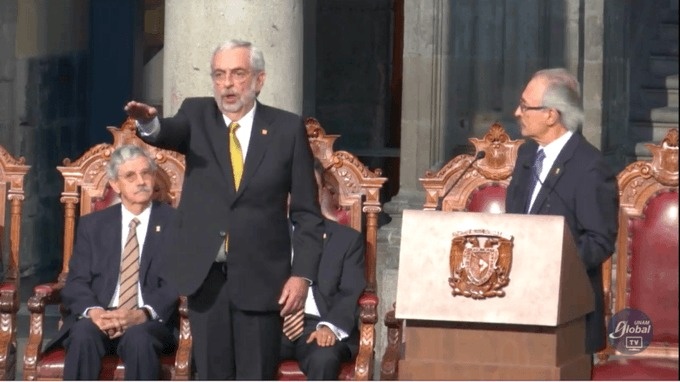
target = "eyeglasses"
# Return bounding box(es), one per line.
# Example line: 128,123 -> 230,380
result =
119,168 -> 155,183
211,69 -> 251,84
518,103 -> 549,113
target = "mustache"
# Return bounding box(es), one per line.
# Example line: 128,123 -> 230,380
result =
135,185 -> 152,194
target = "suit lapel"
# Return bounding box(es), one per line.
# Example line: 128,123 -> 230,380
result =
139,203 -> 161,283
529,134 -> 579,214
510,142 -> 537,213
205,103 -> 237,192
234,102 -> 271,200
104,205 -> 124,301
313,230 -> 331,316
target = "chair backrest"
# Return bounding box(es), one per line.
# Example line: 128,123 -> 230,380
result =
57,118 -> 185,283
0,145 -> 30,283
420,123 -> 523,213
305,117 -> 387,292
600,128 -> 679,361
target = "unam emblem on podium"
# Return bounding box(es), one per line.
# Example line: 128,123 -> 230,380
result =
449,229 -> 514,299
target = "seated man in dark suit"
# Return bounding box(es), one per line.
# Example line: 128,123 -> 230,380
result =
280,160 -> 366,380
46,145 -> 179,380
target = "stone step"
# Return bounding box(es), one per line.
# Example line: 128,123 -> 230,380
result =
630,106 -> 680,123
643,73 -> 679,89
641,87 -> 680,107
631,120 -> 679,143
659,23 -> 679,41
650,55 -> 679,77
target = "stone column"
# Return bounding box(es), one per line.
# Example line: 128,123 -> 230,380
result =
375,0 -> 451,368
582,0 -> 605,149
164,0 -> 304,116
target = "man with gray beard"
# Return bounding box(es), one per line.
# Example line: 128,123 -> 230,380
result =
124,39 -> 324,379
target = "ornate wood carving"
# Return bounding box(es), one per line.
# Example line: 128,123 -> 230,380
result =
420,122 -> 523,211
306,117 -> 387,293
302,117 -> 387,380
0,144 -> 29,380
597,128 -> 679,364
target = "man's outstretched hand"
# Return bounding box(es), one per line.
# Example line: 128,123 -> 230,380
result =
124,101 -> 157,123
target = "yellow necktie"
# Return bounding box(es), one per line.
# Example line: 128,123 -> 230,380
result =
225,122 -> 243,254
229,122 -> 243,190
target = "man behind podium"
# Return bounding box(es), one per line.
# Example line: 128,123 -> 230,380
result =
505,68 -> 618,354
281,160 -> 366,379
47,145 -> 178,380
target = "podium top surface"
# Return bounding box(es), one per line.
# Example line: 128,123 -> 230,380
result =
395,209 -> 594,327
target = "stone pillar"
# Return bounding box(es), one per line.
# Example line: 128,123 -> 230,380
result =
163,0 -> 304,116
375,0 -> 451,368
582,0 -> 605,149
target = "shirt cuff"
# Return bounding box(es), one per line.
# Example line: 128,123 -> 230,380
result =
135,117 -> 160,138
140,304 -> 159,320
83,306 -> 104,318
317,321 -> 349,341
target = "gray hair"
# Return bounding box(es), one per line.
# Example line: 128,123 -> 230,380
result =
212,39 -> 265,73
533,68 -> 584,132
106,145 -> 157,180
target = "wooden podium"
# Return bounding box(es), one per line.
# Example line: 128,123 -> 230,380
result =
395,210 -> 594,380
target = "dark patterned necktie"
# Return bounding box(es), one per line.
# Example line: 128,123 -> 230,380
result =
119,218 -> 140,310
526,149 -> 546,213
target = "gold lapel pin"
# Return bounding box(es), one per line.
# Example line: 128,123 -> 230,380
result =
262,129 -> 268,135
156,225 -> 161,232
554,168 -> 561,175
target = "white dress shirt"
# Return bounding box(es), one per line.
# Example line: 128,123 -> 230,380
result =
527,131 -> 573,212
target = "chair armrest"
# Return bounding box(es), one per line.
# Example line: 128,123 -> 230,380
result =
380,304 -> 403,380
354,291 -> 378,380
23,282 -> 64,380
0,282 -> 18,380
172,296 -> 192,380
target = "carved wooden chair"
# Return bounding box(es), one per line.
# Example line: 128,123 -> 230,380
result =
22,118 -> 192,380
0,145 -> 30,380
380,123 -> 523,379
276,117 -> 387,380
593,128 -> 679,380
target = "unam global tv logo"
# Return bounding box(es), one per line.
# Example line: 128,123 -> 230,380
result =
608,308 -> 653,354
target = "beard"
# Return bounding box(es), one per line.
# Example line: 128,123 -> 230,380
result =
214,78 -> 259,115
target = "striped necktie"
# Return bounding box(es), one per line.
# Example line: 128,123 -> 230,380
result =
119,218 -> 141,310
282,308 -> 305,341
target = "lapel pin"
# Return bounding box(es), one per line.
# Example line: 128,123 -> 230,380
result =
554,168 -> 561,175
261,129 -> 268,135
323,233 -> 327,240
156,225 -> 161,232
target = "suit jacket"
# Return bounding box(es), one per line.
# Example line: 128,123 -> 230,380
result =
312,220 -> 366,357
505,133 -> 618,353
47,202 -> 179,350
139,98 -> 324,311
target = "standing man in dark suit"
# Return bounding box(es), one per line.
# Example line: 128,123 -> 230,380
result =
49,145 -> 178,380
123,39 -> 324,379
281,160 -> 366,379
505,68 -> 618,354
